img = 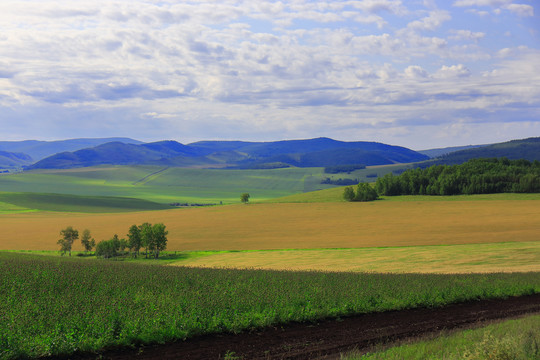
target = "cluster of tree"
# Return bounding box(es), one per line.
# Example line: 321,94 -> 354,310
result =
324,164 -> 366,174
57,223 -> 168,259
375,158 -> 540,196
57,227 -> 95,256
321,178 -> 358,186
343,183 -> 379,202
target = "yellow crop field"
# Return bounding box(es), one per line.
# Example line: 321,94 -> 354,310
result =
1,199 -> 540,252
173,241 -> 540,273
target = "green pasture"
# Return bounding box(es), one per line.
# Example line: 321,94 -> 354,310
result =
0,192 -> 171,213
0,166 -> 338,204
345,314 -> 540,360
1,252 -> 539,359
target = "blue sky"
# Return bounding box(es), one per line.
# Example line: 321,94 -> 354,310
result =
0,0 -> 538,149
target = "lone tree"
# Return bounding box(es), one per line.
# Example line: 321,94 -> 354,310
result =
80,229 -> 95,253
58,226 -> 79,256
240,193 -> 250,204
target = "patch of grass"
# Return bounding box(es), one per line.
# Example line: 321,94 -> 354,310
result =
1,252 -> 539,359
169,241 -> 540,273
0,192 -> 172,213
343,314 -> 540,360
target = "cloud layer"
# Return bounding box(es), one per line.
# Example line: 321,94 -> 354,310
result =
0,0 -> 539,149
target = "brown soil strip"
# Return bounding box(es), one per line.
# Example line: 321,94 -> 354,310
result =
52,293 -> 540,360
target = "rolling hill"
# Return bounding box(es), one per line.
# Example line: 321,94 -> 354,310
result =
28,137 -> 430,170
0,137 -> 142,163
423,137 -> 540,166
0,151 -> 33,169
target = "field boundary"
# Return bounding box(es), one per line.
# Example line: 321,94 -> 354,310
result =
48,293 -> 540,360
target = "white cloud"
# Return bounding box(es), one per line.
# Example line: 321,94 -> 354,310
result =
0,0 -> 538,148
453,0 -> 511,6
404,65 -> 429,78
449,29 -> 486,41
504,3 -> 534,17
435,64 -> 472,78
407,10 -> 451,31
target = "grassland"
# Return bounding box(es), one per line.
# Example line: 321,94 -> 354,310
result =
0,166 -> 335,204
344,314 -> 540,360
171,241 -> 540,273
0,192 -> 171,213
1,252 -> 539,360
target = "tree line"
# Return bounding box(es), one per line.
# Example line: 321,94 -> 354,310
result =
375,158 -> 540,196
57,223 -> 168,259
343,158 -> 540,201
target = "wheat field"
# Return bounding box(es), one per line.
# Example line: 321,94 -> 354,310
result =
1,199 -> 539,252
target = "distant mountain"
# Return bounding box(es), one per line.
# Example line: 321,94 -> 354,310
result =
28,137 -> 430,170
0,150 -> 33,169
421,137 -> 540,166
418,144 -> 489,158
28,141 -> 205,169
0,137 -> 142,162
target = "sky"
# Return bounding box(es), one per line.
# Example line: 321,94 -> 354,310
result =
0,0 -> 539,150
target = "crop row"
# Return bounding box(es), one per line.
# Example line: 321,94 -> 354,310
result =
1,252 -> 539,359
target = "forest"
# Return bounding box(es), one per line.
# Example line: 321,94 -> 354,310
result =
375,158 -> 540,196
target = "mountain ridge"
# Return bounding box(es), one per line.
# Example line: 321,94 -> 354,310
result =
27,137 -> 430,170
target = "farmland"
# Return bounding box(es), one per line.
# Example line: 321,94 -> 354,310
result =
1,196 -> 539,252
0,165 -> 539,358
1,252 -> 539,359
173,241 -> 540,274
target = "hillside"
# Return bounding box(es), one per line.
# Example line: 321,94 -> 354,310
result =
418,144 -> 488,158
0,137 -> 142,162
0,151 -> 33,169
27,141 -> 208,169
423,137 -> 540,166
29,137 -> 429,170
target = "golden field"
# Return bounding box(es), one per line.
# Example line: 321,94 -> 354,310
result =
1,199 -> 540,252
173,241 -> 540,273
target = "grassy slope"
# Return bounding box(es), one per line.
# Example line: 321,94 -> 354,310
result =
0,166 -> 335,204
0,192 -> 171,213
345,315 -> 540,360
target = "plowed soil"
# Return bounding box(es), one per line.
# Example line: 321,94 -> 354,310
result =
48,293 -> 540,360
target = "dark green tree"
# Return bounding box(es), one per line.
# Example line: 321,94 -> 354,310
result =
152,223 -> 168,259
343,186 -> 356,201
240,193 -> 250,204
57,226 -> 79,256
139,222 -> 153,258
127,224 -> 142,257
95,238 -> 118,259
80,229 -> 95,253
355,183 -> 379,202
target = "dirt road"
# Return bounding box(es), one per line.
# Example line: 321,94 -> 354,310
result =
51,293 -> 540,360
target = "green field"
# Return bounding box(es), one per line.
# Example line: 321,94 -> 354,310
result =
1,165 -> 540,359
345,314 -> 540,359
1,252 -> 539,359
0,192 -> 172,213
0,166 -> 336,204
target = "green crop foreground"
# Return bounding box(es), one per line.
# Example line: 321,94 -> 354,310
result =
1,253 -> 539,359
